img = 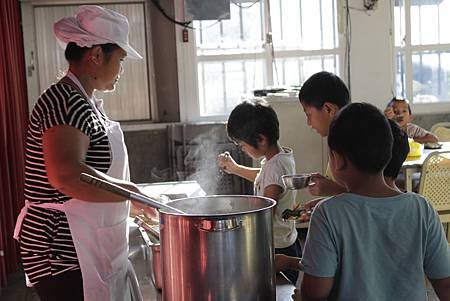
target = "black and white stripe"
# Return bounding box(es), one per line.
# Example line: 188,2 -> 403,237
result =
20,83 -> 112,285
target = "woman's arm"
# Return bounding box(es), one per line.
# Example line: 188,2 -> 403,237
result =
44,125 -> 138,203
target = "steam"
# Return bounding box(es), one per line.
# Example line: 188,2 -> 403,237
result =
183,127 -> 225,195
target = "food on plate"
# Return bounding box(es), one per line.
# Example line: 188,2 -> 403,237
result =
282,208 -> 312,221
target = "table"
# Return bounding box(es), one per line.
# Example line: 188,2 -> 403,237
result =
401,142 -> 450,192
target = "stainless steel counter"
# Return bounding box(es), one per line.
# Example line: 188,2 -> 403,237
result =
128,218 -> 162,300
137,181 -> 206,200
128,219 -> 296,301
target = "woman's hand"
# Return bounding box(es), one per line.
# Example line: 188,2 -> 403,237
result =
131,201 -> 159,221
129,186 -> 164,221
217,152 -> 238,175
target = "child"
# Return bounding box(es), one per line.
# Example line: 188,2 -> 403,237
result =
384,119 -> 409,191
275,116 -> 412,271
295,117 -> 411,222
384,97 -> 438,144
298,103 -> 450,300
298,71 -> 350,207
217,98 -> 301,284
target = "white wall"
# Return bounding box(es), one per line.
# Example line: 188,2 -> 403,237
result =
346,0 -> 450,114
346,0 -> 396,110
20,0 -> 40,111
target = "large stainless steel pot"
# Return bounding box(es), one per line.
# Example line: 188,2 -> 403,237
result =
79,175 -> 276,300
160,195 -> 276,301
134,217 -> 163,290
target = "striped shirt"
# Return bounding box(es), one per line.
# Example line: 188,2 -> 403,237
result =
20,83 -> 112,285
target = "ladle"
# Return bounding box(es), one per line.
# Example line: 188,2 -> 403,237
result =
80,173 -> 185,214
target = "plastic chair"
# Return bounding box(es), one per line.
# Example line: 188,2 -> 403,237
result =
430,122 -> 450,142
418,151 -> 450,244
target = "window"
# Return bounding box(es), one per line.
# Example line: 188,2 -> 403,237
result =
179,0 -> 341,121
31,2 -> 152,121
394,0 -> 450,106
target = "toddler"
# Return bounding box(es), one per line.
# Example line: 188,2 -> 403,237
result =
384,97 -> 438,144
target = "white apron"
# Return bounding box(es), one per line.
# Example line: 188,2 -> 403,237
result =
14,71 -> 131,301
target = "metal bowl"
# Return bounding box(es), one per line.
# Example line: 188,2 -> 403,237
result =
282,174 -> 312,190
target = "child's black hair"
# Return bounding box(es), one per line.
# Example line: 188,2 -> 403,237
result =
226,99 -> 279,148
386,97 -> 412,115
384,119 -> 410,179
299,71 -> 350,109
328,102 -> 393,174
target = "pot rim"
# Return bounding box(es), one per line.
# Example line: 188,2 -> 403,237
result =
159,194 -> 277,217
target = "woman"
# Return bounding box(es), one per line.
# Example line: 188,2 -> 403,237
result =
14,5 -> 155,301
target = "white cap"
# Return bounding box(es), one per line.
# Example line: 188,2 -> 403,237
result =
54,5 -> 142,59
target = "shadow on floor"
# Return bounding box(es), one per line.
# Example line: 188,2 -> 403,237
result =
1,269 -> 40,301
0,256 -> 441,301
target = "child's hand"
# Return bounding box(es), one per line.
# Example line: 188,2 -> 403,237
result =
413,133 -> 438,144
296,197 -> 323,222
217,151 -> 238,174
308,173 -> 346,196
303,197 -> 323,211
384,106 -> 395,119
308,173 -> 336,196
274,254 -> 291,272
274,254 -> 301,272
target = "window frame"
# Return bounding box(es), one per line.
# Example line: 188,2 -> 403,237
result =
394,0 -> 450,114
176,0 -> 344,122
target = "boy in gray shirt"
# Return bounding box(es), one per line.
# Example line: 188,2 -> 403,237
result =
298,103 -> 450,300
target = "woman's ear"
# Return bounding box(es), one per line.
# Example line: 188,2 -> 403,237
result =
88,46 -> 102,65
